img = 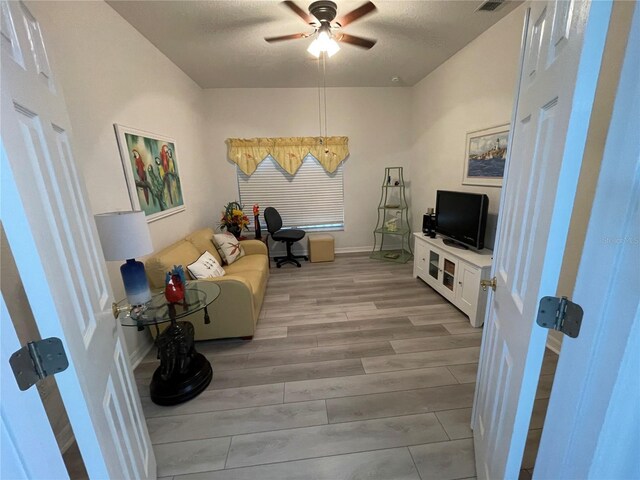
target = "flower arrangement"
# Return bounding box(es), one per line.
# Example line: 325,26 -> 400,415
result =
220,201 -> 249,238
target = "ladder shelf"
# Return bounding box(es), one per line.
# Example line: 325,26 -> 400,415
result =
370,166 -> 412,264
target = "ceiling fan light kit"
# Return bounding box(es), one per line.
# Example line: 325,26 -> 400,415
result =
307,25 -> 340,58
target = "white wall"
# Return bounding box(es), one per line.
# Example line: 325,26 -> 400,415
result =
409,5 -> 526,249
31,1 -> 218,361
202,87 -> 412,252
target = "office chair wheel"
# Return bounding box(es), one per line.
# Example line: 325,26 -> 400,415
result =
276,264 -> 282,268
297,264 -> 301,268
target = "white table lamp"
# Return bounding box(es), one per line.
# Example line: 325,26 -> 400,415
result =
94,211 -> 154,305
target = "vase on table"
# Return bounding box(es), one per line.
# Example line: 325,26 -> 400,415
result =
164,273 -> 185,303
227,225 -> 242,239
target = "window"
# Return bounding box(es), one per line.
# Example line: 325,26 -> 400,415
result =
237,154 -> 344,230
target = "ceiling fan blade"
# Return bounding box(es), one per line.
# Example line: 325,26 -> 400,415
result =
335,2 -> 377,28
265,33 -> 309,43
337,33 -> 377,49
282,1 -> 316,25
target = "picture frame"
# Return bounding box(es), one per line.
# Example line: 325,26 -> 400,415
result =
462,124 -> 510,187
114,124 -> 185,223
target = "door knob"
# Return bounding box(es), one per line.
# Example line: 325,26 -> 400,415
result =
480,277 -> 497,292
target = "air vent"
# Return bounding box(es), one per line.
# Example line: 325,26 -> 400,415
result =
477,0 -> 505,12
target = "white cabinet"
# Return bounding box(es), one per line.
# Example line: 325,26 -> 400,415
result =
413,233 -> 493,327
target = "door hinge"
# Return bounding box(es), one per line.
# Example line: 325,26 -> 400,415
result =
536,296 -> 583,338
9,337 -> 69,391
480,276 -> 497,292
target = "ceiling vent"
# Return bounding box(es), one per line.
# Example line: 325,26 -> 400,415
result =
477,0 -> 505,12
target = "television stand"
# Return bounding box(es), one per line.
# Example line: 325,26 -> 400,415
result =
442,238 -> 469,250
413,233 -> 493,327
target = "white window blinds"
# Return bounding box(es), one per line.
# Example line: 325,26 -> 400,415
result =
237,154 -> 344,230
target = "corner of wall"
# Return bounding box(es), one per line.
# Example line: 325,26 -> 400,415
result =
407,4 -> 527,250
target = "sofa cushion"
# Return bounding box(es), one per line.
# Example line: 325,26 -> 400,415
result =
213,232 -> 245,265
145,240 -> 201,289
187,251 -> 225,279
186,228 -> 223,265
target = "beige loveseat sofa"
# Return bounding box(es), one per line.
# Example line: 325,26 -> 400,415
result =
145,228 -> 268,340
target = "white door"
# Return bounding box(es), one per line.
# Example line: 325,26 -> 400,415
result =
535,4 -> 639,477
0,1 -> 155,479
1,293 -> 69,480
472,1 -> 614,478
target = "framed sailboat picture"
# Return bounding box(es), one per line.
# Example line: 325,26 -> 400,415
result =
462,124 -> 510,187
114,124 -> 185,222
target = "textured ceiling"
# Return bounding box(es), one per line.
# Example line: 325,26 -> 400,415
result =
107,0 -> 521,88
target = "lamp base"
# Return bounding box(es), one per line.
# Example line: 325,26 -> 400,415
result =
121,259 -> 151,306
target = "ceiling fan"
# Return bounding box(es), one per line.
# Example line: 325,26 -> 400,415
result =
265,1 -> 378,57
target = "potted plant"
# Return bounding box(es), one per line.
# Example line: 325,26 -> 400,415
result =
219,201 -> 249,239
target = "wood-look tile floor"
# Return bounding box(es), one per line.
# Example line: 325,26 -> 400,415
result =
134,253 -> 557,480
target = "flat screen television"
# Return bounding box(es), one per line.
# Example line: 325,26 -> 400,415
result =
435,190 -> 489,250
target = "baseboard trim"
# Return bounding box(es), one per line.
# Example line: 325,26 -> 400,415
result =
129,339 -> 154,370
335,246 -> 373,254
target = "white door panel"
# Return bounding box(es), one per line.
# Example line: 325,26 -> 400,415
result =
458,263 -> 479,317
1,1 -> 155,478
413,240 -> 427,278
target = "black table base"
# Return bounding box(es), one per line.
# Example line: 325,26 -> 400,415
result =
149,320 -> 212,406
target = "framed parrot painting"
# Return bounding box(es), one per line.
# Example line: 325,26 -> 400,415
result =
114,125 -> 185,222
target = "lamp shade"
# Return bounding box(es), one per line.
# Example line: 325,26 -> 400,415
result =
94,211 -> 153,261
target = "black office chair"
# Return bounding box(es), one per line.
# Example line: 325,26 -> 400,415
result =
264,207 -> 308,268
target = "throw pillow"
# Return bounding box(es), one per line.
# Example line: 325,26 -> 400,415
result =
212,232 -> 245,265
186,251 -> 226,279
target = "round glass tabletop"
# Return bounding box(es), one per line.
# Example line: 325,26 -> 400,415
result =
118,281 -> 221,328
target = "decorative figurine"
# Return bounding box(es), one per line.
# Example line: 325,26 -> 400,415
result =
253,204 -> 261,240
164,265 -> 185,303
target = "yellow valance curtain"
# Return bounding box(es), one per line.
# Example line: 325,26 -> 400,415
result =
227,136 -> 349,176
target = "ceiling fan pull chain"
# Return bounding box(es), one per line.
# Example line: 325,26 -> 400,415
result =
323,52 -> 328,142
317,54 -> 323,142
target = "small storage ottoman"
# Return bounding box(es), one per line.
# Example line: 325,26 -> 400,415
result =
308,234 -> 335,263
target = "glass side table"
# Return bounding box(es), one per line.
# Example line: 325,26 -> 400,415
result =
116,281 -> 221,406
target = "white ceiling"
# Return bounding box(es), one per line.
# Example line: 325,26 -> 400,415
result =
107,0 -> 521,88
